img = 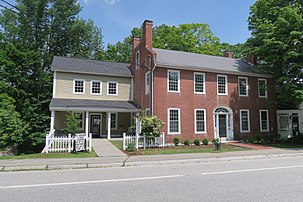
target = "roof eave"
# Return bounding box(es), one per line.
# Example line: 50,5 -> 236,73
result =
51,69 -> 134,78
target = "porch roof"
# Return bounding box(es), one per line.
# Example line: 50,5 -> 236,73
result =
50,98 -> 140,112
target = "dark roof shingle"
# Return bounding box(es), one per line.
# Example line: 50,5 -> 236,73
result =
153,48 -> 259,75
51,56 -> 133,77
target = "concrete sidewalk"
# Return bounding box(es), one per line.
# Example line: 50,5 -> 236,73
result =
92,139 -> 127,157
1,148 -> 303,171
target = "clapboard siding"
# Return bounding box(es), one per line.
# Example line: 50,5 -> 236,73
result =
55,72 -> 132,100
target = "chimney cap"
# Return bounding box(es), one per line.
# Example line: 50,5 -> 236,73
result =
143,20 -> 153,25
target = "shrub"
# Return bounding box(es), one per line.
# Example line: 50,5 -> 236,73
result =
193,139 -> 200,146
212,138 -> 220,145
127,143 -> 136,152
184,140 -> 190,146
173,137 -> 179,146
202,138 -> 209,145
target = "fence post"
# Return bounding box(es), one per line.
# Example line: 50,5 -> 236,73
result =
45,134 -> 49,153
89,133 -> 92,152
123,133 -> 126,150
162,132 -> 165,148
143,135 -> 146,149
68,134 -> 71,152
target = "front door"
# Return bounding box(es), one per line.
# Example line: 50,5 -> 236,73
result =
218,114 -> 227,137
90,115 -> 101,137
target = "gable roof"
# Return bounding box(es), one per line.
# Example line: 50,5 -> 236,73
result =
153,48 -> 269,77
51,56 -> 133,77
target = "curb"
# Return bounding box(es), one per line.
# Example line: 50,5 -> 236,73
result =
1,152 -> 303,172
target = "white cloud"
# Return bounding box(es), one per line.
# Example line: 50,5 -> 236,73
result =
83,0 -> 90,3
104,0 -> 120,6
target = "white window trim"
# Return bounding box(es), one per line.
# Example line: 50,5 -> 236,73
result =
194,109 -> 207,134
73,79 -> 85,95
167,108 -> 181,135
194,72 -> 206,94
136,50 -> 140,70
217,75 -> 228,95
167,70 -> 180,93
240,109 -> 250,133
90,80 -> 102,95
145,71 -> 150,95
110,113 -> 118,130
278,114 -> 289,131
258,78 -> 268,98
260,110 -> 269,132
238,77 -> 248,97
107,81 -> 118,96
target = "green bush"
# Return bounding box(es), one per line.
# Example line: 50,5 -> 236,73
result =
173,137 -> 179,146
202,138 -> 209,145
193,139 -> 200,146
212,138 -> 220,145
127,143 -> 136,152
184,140 -> 190,146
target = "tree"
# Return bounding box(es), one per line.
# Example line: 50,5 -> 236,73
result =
248,0 -> 303,106
99,23 -> 224,63
140,116 -> 164,137
63,112 -> 81,136
0,0 -> 104,153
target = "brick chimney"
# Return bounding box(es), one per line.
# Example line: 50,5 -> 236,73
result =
244,54 -> 257,66
142,20 -> 153,48
224,51 -> 232,58
132,37 -> 140,50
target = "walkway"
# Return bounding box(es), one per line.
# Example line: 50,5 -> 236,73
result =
92,139 -> 127,157
227,142 -> 275,150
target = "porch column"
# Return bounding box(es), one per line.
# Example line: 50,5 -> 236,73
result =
50,110 -> 55,131
107,112 -> 111,139
85,111 -> 89,139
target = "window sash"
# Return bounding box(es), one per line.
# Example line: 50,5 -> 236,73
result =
239,77 -> 248,96
107,81 -> 118,95
260,110 -> 269,131
110,113 -> 117,130
258,79 -> 267,97
217,75 -> 227,95
168,70 -> 180,92
240,110 -> 250,132
279,115 -> 289,130
195,109 -> 206,133
91,81 -> 101,95
194,73 -> 205,94
74,80 -> 85,94
168,109 -> 180,134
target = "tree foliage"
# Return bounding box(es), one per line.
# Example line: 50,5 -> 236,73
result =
99,23 -> 243,63
0,0 -> 103,153
140,116 -> 164,137
248,0 -> 303,106
63,112 -> 81,136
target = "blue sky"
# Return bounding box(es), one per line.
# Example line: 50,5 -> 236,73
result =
79,0 -> 257,46
2,0 -> 257,46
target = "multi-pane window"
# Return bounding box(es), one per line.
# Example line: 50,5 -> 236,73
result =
168,70 -> 180,92
240,109 -> 250,132
107,81 -> 118,95
145,72 -> 150,94
217,75 -> 227,95
168,108 -> 180,134
110,113 -> 117,130
195,109 -> 206,133
258,79 -> 267,97
91,80 -> 102,95
260,110 -> 269,132
194,73 -> 205,94
279,115 -> 289,130
73,79 -> 85,94
136,51 -> 140,70
238,77 -> 248,96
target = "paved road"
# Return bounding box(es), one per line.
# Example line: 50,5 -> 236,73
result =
1,156 -> 303,202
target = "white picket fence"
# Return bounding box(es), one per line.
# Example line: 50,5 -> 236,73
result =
42,130 -> 92,153
123,132 -> 165,150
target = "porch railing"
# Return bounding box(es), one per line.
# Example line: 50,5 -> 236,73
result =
42,131 -> 92,153
123,132 -> 165,150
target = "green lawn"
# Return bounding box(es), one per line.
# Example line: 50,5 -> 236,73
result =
265,143 -> 303,149
110,140 -> 251,155
0,150 -> 98,160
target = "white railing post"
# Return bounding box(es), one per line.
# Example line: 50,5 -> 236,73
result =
123,133 -> 126,150
144,135 -> 146,149
89,133 -> 92,152
68,134 -> 71,152
45,134 -> 49,153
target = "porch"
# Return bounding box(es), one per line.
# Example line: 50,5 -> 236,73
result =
49,98 -> 140,140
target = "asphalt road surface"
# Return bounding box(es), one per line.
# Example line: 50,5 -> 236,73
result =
1,156 -> 303,202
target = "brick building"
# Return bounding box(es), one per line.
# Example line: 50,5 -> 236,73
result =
131,20 -> 277,143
